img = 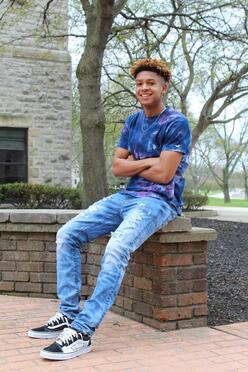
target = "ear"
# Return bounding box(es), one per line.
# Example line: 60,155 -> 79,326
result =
162,83 -> 168,95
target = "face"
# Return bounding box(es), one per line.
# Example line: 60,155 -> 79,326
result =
135,70 -> 168,110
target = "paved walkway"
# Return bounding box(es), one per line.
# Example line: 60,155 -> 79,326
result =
1,295 -> 248,371
204,206 -> 248,223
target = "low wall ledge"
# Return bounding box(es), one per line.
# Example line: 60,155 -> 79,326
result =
0,210 -> 217,242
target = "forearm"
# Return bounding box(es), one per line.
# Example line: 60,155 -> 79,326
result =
112,158 -> 152,177
139,164 -> 171,184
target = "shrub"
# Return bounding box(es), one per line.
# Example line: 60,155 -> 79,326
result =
0,183 -> 82,209
183,191 -> 208,211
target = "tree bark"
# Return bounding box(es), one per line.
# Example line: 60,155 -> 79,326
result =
222,168 -> 231,203
76,0 -> 115,207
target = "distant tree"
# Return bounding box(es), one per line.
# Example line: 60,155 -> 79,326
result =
197,120 -> 248,202
241,152 -> 248,200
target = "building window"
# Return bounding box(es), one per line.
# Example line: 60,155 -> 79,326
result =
0,128 -> 28,184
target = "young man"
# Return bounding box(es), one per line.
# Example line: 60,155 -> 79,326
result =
28,58 -> 191,360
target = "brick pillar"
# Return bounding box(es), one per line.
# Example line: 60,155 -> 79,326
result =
86,219 -> 216,331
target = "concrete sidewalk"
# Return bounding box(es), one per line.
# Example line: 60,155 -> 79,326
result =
203,206 -> 248,223
1,295 -> 248,371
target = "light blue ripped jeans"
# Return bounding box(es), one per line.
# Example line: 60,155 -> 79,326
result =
56,192 -> 177,336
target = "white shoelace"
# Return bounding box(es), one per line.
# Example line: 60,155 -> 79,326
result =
47,312 -> 64,326
57,327 -> 78,346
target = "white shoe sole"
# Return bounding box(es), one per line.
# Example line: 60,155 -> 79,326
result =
28,329 -> 62,339
40,345 -> 92,360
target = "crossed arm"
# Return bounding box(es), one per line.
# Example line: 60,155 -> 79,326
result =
112,147 -> 182,184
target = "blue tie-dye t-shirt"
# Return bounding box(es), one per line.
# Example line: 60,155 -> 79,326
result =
117,107 -> 192,215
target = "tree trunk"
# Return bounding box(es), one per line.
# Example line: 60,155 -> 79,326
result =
76,1 -> 115,207
222,168 -> 231,203
242,161 -> 248,200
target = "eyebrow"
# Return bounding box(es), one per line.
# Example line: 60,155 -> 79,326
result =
135,78 -> 157,82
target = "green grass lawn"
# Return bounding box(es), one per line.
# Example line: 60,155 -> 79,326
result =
207,197 -> 248,208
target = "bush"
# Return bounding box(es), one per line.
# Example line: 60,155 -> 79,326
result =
183,191 -> 208,211
0,183 -> 82,209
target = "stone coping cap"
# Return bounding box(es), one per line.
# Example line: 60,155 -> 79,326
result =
0,209 -> 192,233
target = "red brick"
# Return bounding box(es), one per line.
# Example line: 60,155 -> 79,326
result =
177,293 -> 193,306
17,240 -> 44,251
191,317 -> 207,327
89,244 -> 102,254
122,273 -> 133,287
194,305 -> 208,316
126,262 -> 143,276
193,253 -> 207,265
134,251 -> 152,264
87,254 -> 101,266
133,301 -> 153,317
2,251 -> 29,261
28,232 -> 55,241
43,283 -> 56,294
0,281 -> 14,291
88,276 -> 97,286
124,286 -> 143,301
153,307 -> 193,321
142,242 -> 177,254
177,317 -> 207,329
87,265 -> 100,276
134,276 -> 152,290
153,281 -> 177,295
176,280 -> 193,294
153,254 -> 193,266
2,272 -> 29,282
177,266 -> 207,280
1,232 -> 28,240
45,242 -> 56,252
192,292 -> 207,304
115,295 -> 124,307
30,272 -> 56,283
17,262 -> 44,272
177,241 -> 207,253
142,266 -> 160,280
44,263 -> 56,272
177,292 -> 207,306
123,298 -> 133,311
30,251 -> 55,262
193,279 -> 207,292
0,240 -> 16,250
143,317 -> 177,331
143,292 -> 177,307
81,285 -> 90,297
15,282 -> 42,293
0,261 -> 16,271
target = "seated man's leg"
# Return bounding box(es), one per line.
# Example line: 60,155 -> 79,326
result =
28,193 -> 125,340
71,196 -> 177,335
56,193 -> 124,319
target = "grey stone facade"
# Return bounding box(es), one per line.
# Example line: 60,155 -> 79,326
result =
0,0 -> 72,186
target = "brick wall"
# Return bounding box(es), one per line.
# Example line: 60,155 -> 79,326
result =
86,237 -> 208,331
0,210 -> 217,330
0,230 -> 88,299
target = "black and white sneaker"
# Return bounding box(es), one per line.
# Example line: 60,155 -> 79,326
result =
40,327 -> 92,360
28,312 -> 73,339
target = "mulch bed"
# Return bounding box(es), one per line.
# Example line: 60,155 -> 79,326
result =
191,218 -> 248,326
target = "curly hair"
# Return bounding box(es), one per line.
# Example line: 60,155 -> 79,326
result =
130,58 -> 171,83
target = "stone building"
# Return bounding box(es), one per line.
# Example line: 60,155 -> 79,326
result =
0,0 -> 72,186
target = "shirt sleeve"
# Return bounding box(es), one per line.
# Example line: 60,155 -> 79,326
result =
161,117 -> 192,155
117,113 -> 138,150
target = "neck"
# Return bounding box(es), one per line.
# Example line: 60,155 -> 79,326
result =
143,103 -> 165,117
